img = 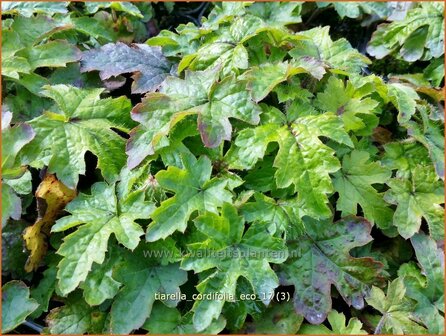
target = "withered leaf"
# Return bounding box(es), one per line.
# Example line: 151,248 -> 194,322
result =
23,174 -> 76,272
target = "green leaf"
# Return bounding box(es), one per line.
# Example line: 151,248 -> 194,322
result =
3,15 -> 70,48
16,40 -> 81,72
387,83 -> 419,123
227,113 -> 352,217
1,109 -> 35,225
1,281 -> 39,333
146,153 -> 239,241
407,104 -> 444,180
289,27 -> 370,74
366,278 -> 428,334
333,150 -> 393,229
1,1 -> 68,17
2,184 -> 22,226
398,233 -> 444,334
71,17 -> 116,41
280,216 -> 384,324
401,25 -> 429,62
127,68 -> 260,168
52,166 -> 155,295
246,2 -> 302,26
1,220 -> 29,279
383,141 -> 431,179
1,110 -> 35,179
30,262 -> 57,319
2,55 -> 31,79
45,293 -> 96,334
148,22 -> 202,58
20,85 -> 133,188
109,244 -> 188,334
240,192 -> 304,238
84,2 -> 143,18
247,301 -> 304,334
178,18 -> 256,74
424,58 -> 444,86
181,203 -> 287,331
5,169 -> 32,195
367,2 -> 444,61
222,278 -> 265,331
177,3 -> 304,75
143,302 -> 226,334
242,60 -> 325,102
201,2 -> 249,28
317,2 -> 389,19
384,165 -> 444,240
315,76 -> 380,133
298,310 -> 367,334
1,15 -> 80,81
81,42 -> 173,94
2,171 -> 32,227
80,246 -> 122,306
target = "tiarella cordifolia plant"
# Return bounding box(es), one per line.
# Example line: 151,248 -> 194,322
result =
1,1 -> 444,335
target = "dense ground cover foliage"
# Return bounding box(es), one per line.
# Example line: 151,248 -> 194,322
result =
1,1 -> 445,334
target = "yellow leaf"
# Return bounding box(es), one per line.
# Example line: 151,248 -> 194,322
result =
23,174 -> 76,272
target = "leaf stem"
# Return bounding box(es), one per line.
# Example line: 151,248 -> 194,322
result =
374,313 -> 387,335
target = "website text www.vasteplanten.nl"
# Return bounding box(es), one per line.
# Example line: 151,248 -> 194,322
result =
142,248 -> 297,259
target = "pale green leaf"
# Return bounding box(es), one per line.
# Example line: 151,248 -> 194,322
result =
387,83 -> 419,123
240,192 -> 304,238
366,278 -> 428,334
246,2 -> 302,26
299,310 -> 367,334
80,247 -> 122,306
384,165 -> 444,240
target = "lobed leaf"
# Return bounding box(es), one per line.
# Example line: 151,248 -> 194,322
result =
81,42 -> 174,94
53,167 -> 155,296
280,216 -> 384,324
20,85 -> 133,188
367,2 -> 444,61
182,203 -> 287,331
366,278 -> 428,334
1,281 -> 39,333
